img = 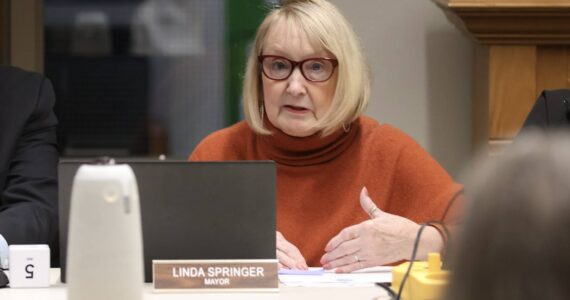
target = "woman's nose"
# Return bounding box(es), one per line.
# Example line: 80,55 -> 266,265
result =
285,68 -> 307,96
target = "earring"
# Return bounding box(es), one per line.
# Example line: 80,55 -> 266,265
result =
260,105 -> 265,122
342,123 -> 351,133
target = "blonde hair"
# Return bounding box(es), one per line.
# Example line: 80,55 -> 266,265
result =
242,0 -> 371,136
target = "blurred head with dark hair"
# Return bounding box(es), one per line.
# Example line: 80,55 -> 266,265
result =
445,130 -> 570,300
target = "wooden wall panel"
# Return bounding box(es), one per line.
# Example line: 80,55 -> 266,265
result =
489,45 -> 536,139
9,0 -> 43,72
472,45 -> 490,154
537,47 -> 570,93
565,46 -> 570,88
436,0 -> 570,154
566,47 -> 570,87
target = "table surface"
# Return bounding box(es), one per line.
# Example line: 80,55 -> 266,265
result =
0,269 -> 391,300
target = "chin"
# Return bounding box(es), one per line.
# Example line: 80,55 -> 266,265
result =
281,126 -> 317,137
272,116 -> 318,137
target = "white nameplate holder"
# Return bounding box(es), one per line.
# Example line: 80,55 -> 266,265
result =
152,259 -> 278,292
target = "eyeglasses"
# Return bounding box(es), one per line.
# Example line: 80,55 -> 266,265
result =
258,55 -> 338,82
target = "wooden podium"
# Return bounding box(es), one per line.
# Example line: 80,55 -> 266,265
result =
434,0 -> 570,154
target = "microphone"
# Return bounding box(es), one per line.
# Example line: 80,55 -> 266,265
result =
66,163 -> 143,300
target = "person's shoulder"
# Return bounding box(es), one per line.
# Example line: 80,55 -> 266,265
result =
0,65 -> 43,88
358,115 -> 417,147
190,121 -> 253,160
199,121 -> 252,144
357,116 -> 440,170
0,65 -> 49,109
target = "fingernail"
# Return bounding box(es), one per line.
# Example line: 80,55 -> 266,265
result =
323,264 -> 331,269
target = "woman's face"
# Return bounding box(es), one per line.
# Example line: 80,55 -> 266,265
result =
261,21 -> 338,137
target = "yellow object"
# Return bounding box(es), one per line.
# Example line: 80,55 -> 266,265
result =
391,253 -> 449,300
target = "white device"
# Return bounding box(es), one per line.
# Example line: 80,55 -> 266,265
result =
66,163 -> 143,300
8,244 -> 50,288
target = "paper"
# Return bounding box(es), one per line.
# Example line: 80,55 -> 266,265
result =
278,268 -> 324,275
278,266 -> 392,287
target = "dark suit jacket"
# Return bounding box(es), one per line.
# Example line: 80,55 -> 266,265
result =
522,89 -> 570,129
0,65 -> 59,264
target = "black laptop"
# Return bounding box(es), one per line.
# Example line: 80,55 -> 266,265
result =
58,160 -> 276,282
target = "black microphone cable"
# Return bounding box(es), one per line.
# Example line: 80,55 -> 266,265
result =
373,220 -> 450,300
377,187 -> 462,299
395,221 -> 449,300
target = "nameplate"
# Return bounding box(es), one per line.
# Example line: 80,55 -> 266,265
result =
152,259 -> 278,292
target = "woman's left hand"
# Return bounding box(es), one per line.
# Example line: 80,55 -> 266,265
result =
320,187 -> 441,273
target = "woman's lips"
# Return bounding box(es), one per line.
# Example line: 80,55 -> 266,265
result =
284,105 -> 310,114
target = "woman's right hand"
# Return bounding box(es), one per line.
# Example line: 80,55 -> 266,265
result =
276,231 -> 308,270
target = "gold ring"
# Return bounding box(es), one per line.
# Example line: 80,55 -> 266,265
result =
368,207 -> 379,217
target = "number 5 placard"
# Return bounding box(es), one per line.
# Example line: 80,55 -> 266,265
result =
8,245 -> 50,288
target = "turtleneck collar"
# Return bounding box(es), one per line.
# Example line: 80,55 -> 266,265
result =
259,117 -> 360,166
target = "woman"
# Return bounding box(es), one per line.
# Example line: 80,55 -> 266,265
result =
190,0 -> 462,272
445,131 -> 570,300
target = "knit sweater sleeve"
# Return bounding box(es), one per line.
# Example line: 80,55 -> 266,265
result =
189,132 -> 224,161
189,121 -> 252,161
384,126 -> 463,224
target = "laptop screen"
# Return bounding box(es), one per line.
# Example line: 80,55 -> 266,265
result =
59,160 -> 276,282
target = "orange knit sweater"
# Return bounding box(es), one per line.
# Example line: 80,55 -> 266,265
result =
189,116 -> 462,266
